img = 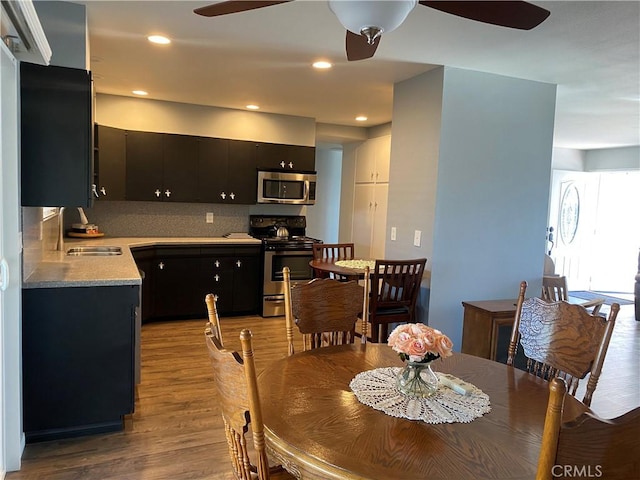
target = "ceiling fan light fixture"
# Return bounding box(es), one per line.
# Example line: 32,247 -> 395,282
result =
328,0 -> 417,38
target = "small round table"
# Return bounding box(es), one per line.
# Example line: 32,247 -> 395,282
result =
309,258 -> 372,282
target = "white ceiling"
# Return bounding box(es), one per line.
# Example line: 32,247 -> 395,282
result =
78,1 -> 639,150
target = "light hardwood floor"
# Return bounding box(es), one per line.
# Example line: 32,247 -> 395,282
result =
7,304 -> 639,479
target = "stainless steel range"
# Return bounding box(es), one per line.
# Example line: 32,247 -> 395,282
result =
249,215 -> 322,317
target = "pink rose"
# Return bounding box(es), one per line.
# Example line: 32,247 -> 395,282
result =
435,334 -> 453,358
406,339 -> 429,360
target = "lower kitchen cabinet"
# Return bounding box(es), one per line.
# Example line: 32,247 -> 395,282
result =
132,244 -> 261,321
22,285 -> 139,442
200,246 -> 261,315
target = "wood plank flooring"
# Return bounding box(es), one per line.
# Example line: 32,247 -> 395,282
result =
6,304 -> 639,479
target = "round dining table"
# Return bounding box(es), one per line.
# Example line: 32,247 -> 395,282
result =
258,343 -> 589,480
309,258 -> 372,282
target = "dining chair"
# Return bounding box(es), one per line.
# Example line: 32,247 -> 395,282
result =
205,326 -> 294,480
205,293 -> 223,345
283,265 -> 369,355
541,275 -> 604,315
366,258 -> 427,343
507,281 -> 620,406
311,242 -> 355,280
536,377 -> 640,480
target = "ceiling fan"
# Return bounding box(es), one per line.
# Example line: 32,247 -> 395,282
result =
193,1 -> 550,61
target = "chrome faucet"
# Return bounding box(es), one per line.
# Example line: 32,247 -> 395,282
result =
56,207 -> 66,252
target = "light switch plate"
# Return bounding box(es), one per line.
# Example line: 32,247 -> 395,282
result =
206,212 -> 214,223
391,227 -> 397,241
413,230 -> 422,247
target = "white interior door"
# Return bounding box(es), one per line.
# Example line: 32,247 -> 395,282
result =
371,183 -> 388,260
352,184 -> 374,258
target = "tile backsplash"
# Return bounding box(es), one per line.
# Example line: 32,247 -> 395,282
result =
82,201 -> 250,237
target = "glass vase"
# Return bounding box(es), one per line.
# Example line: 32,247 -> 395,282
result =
396,361 -> 439,398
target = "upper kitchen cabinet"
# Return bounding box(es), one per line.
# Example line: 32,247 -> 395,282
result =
125,130 -> 199,202
20,62 -> 93,207
255,141 -> 315,171
198,138 -> 256,204
355,135 -> 391,184
95,125 -> 126,201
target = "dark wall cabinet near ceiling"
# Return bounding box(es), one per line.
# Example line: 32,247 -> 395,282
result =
20,62 -> 93,207
95,125 -> 314,205
255,141 -> 316,171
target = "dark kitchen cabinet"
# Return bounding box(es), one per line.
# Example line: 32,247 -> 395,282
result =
95,125 -> 126,200
255,141 -> 315,171
199,138 -> 257,204
200,245 -> 261,315
152,246 -> 203,318
162,133 -> 199,202
20,62 -> 93,207
22,285 -> 139,442
125,130 -> 164,201
131,244 -> 261,321
126,130 -> 199,202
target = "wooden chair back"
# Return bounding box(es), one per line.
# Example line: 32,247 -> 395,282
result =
206,327 -> 286,480
542,275 -> 603,315
284,265 -> 369,355
541,275 -> 569,301
537,377 -> 640,480
312,242 -> 355,280
205,293 -> 223,344
367,258 -> 426,342
507,281 -> 619,406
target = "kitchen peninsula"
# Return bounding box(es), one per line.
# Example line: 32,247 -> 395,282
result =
22,236 -> 260,442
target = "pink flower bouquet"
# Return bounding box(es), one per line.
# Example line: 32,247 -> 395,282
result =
387,323 -> 453,363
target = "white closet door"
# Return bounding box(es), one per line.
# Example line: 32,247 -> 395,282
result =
352,184 -> 375,258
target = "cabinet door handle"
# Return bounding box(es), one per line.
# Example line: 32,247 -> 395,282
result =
229,192 -> 235,200
288,162 -> 294,169
91,184 -> 99,198
100,186 -> 107,196
220,192 -> 227,200
236,260 -> 242,268
280,161 -> 286,168
158,262 -> 164,270
214,274 -> 220,282
215,260 -> 220,268
165,189 -> 171,198
155,189 -> 161,198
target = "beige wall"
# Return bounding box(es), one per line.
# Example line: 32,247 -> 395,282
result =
96,94 -> 316,146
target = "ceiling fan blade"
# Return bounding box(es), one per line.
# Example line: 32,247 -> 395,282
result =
194,0 -> 292,18
418,1 -> 550,30
346,30 -> 381,61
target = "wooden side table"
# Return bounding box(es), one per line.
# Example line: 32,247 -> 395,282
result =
461,299 -> 517,362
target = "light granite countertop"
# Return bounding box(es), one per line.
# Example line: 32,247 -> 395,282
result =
24,236 -> 262,289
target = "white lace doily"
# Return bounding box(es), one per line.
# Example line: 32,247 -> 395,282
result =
334,259 -> 376,269
349,367 -> 491,424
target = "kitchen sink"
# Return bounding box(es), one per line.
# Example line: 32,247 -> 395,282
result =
66,246 -> 123,256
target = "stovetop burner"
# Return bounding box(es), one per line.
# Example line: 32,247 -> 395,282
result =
249,215 -> 321,250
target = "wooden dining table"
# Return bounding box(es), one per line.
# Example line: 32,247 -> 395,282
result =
258,343 -> 589,480
309,258 -> 373,282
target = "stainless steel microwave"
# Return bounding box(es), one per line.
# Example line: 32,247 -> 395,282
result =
257,170 -> 317,205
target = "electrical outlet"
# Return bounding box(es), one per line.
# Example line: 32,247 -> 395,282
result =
391,227 -> 397,241
206,212 -> 214,223
413,230 -> 422,247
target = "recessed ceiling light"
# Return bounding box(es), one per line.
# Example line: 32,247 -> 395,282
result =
148,35 -> 171,45
132,90 -> 148,96
312,61 -> 332,69
355,116 -> 368,122
246,104 -> 260,110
